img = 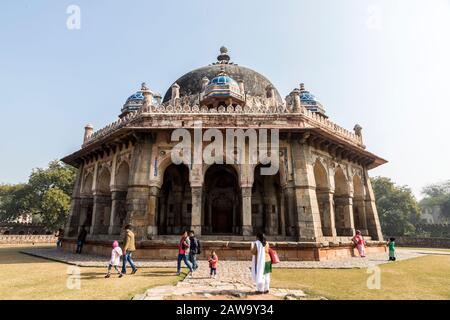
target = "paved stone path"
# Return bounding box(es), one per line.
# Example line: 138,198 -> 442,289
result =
20,247 -> 449,300
21,247 -> 435,268
134,260 -> 309,300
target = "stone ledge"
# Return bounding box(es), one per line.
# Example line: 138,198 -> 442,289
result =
61,238 -> 387,261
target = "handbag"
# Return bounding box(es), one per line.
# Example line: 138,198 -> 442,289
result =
268,248 -> 280,264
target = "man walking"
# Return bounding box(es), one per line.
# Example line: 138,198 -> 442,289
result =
76,225 -> 87,254
188,230 -> 201,271
121,224 -> 138,275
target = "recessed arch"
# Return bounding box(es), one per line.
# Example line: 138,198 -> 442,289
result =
115,161 -> 130,188
352,174 -> 367,233
203,164 -> 241,234
157,163 -> 191,235
334,166 -> 352,236
82,173 -> 93,195
251,163 -> 283,235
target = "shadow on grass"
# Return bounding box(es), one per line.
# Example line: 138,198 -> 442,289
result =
0,246 -> 56,265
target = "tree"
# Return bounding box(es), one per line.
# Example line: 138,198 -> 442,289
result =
0,160 -> 76,230
371,176 -> 420,236
420,180 -> 450,220
0,184 -> 33,223
27,160 -> 76,230
40,187 -> 71,230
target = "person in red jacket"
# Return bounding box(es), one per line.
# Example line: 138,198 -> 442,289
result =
352,230 -> 366,258
208,250 -> 218,279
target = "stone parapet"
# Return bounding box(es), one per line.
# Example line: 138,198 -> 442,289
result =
390,236 -> 450,249
61,238 -> 386,261
0,235 -> 55,244
82,103 -> 363,149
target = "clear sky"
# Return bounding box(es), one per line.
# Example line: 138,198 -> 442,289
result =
0,0 -> 449,199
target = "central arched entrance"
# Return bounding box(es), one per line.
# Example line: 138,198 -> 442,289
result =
203,164 -> 241,234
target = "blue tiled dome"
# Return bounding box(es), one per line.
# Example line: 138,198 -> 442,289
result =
208,75 -> 238,86
300,91 -> 317,102
125,91 -> 145,103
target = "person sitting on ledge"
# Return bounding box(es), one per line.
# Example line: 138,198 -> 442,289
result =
352,230 -> 366,258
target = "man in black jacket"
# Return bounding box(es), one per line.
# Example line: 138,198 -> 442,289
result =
76,226 -> 87,254
188,230 -> 201,271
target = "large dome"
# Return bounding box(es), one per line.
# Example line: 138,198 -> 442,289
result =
162,48 -> 282,103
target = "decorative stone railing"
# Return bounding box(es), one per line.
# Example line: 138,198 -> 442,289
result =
0,235 -> 55,244
83,103 -> 363,147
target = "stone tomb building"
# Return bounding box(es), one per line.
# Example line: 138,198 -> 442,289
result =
62,48 -> 387,260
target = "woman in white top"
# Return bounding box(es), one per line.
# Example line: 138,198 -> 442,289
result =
251,232 -> 272,294
105,240 -> 123,278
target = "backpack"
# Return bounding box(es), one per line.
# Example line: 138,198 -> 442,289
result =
190,237 -> 201,254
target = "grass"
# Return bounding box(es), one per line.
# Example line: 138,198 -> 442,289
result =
2,244 -> 449,300
0,245 -> 183,300
399,247 -> 450,253
271,254 -> 450,300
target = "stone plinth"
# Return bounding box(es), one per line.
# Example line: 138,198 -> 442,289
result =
61,237 -> 387,261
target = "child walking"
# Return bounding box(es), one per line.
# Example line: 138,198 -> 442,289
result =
208,250 -> 218,279
105,240 -> 123,278
388,237 -> 396,261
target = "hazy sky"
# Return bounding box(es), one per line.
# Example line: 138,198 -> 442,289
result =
0,0 -> 449,199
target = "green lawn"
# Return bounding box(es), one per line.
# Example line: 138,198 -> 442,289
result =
399,247 -> 450,253
1,244 -> 449,300
271,254 -> 450,300
0,245 -> 183,300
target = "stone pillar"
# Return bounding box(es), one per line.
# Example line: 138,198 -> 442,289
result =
190,186 -> 202,235
353,197 -> 368,235
65,163 -> 84,237
241,186 -> 253,236
91,194 -> 111,235
171,83 -> 180,101
108,190 -> 127,235
317,190 -> 337,237
83,124 -> 94,144
79,197 -> 94,229
291,140 -> 323,240
147,186 -> 160,237
279,188 -> 286,236
284,184 -> 297,236
126,134 -> 153,240
290,88 -> 301,113
364,170 -> 383,240
334,195 -> 355,236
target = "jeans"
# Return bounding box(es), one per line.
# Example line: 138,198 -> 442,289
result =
177,253 -> 193,274
121,251 -> 137,274
76,240 -> 84,254
188,252 -> 198,271
210,268 -> 217,276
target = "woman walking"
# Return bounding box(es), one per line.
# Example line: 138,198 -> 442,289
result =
251,232 -> 272,294
177,230 -> 194,277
